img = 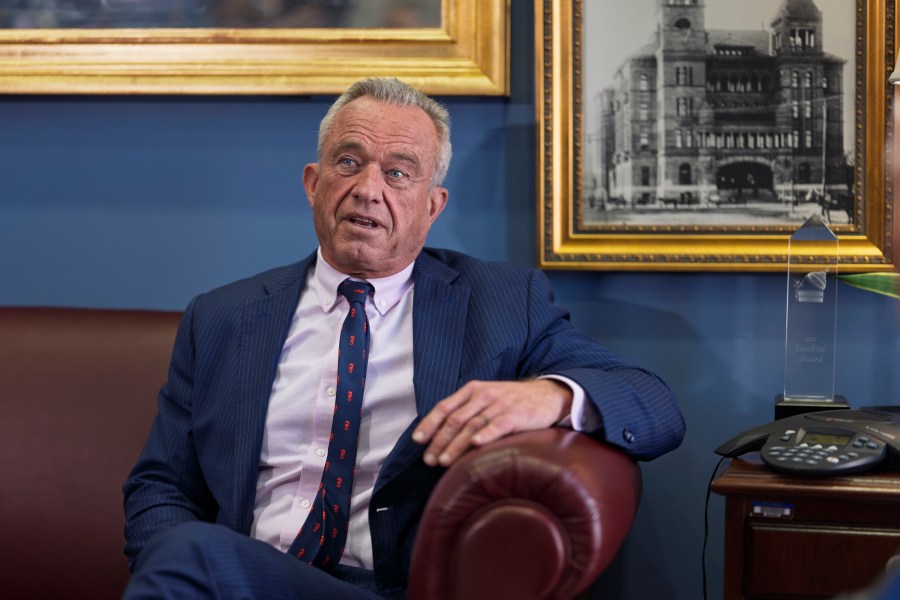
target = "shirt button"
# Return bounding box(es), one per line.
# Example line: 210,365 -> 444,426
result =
323,298 -> 332,307
623,428 -> 636,443
326,387 -> 336,397
315,448 -> 326,457
300,499 -> 311,509
378,299 -> 387,308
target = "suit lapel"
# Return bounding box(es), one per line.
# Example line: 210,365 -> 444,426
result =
410,256 -> 469,416
231,256 -> 313,533
374,252 -> 469,493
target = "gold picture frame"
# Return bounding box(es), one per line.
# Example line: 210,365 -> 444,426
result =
537,0 -> 895,272
0,0 -> 508,95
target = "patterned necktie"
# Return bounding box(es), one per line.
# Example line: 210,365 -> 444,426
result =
287,279 -> 373,569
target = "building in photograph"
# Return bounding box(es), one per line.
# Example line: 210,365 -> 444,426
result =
590,0 -> 849,213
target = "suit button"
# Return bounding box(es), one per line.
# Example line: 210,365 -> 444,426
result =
623,428 -> 636,443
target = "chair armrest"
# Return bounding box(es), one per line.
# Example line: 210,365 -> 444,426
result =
407,428 -> 641,600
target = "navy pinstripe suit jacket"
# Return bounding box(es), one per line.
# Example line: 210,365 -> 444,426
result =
123,248 -> 684,592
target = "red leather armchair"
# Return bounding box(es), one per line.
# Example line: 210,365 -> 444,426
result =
408,429 -> 641,600
0,307 -> 640,600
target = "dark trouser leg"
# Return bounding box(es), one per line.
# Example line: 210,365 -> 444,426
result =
123,522 -> 383,600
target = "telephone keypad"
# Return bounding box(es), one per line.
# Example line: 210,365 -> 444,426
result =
760,427 -> 888,475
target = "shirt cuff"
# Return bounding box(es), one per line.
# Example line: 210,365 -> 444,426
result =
539,374 -> 602,432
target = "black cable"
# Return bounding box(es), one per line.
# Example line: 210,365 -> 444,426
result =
702,455 -> 728,600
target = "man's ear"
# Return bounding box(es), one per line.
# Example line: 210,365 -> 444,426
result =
302,163 -> 320,208
428,186 -> 449,225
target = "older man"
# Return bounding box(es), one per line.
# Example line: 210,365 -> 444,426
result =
122,77 -> 685,599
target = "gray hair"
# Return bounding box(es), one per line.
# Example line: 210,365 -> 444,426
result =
317,77 -> 452,187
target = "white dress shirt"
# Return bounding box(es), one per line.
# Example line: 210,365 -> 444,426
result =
250,249 -> 598,569
250,249 -> 419,569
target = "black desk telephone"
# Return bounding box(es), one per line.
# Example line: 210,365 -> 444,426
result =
715,408 -> 900,475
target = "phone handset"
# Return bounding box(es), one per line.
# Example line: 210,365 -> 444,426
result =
715,420 -> 783,457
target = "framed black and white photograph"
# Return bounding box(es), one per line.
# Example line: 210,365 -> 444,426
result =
537,0 -> 896,271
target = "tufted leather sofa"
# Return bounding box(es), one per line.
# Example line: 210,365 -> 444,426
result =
0,306 -> 640,600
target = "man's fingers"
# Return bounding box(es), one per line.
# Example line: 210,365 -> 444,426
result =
433,411 -> 495,466
471,413 -> 515,445
410,406 -> 444,445
417,386 -> 493,466
411,387 -> 470,444
415,379 -> 573,467
436,412 -> 522,466
412,381 -> 498,441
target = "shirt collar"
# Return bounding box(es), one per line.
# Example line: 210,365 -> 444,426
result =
312,247 -> 414,316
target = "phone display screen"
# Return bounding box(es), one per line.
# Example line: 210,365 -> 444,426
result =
802,431 -> 853,446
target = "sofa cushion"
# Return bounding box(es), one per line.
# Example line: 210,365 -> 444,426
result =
0,308 -> 180,600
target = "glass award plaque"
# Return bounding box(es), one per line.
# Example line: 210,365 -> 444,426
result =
778,214 -> 848,418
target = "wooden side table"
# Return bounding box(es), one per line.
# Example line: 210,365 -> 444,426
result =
711,454 -> 900,599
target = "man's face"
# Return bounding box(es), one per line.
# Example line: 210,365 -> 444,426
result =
303,97 -> 448,278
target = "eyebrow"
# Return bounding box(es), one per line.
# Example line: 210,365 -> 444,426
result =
387,151 -> 422,173
331,140 -> 423,173
331,140 -> 364,160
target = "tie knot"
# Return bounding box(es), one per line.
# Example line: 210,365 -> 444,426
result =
338,280 -> 373,306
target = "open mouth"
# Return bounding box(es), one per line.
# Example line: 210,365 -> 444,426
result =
348,216 -> 378,229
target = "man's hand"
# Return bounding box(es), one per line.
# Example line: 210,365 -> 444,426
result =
411,378 -> 574,467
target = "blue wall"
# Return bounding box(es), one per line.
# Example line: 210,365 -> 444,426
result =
2,4 -> 899,598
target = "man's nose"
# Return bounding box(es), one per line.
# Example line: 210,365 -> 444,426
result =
351,164 -> 384,202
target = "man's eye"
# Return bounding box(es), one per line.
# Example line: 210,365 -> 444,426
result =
387,169 -> 406,179
340,157 -> 356,167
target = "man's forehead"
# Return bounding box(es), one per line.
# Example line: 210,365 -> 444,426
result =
325,98 -> 438,162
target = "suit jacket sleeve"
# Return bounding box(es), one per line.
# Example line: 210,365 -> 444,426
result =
516,268 -> 684,460
122,295 -> 218,571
